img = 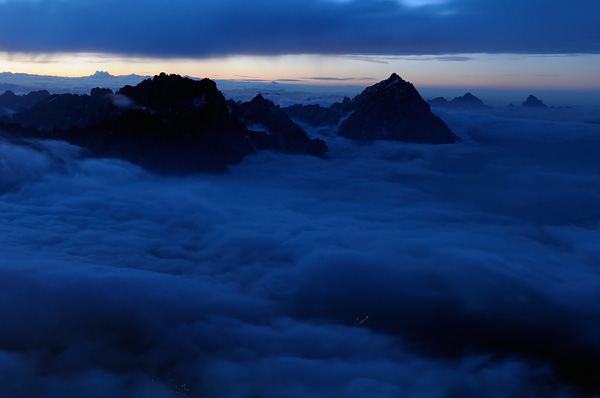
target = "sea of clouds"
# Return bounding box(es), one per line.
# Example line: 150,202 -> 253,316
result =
1,104 -> 600,397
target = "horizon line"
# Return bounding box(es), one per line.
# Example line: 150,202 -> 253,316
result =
2,70 -> 600,93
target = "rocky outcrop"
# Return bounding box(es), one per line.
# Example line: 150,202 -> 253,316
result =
230,94 -> 328,157
338,74 -> 458,144
522,95 -> 547,108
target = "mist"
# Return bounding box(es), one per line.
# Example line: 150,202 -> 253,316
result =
1,103 -> 600,397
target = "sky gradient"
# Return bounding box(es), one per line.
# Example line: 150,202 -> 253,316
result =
0,0 -> 599,89
2,2 -> 600,396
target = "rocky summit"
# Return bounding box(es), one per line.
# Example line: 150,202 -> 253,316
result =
522,95 -> 547,108
338,74 -> 459,144
284,74 -> 458,144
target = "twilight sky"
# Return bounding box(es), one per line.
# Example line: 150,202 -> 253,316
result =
1,0 -> 599,88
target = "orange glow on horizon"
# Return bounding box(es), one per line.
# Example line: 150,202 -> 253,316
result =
1,52 -> 599,91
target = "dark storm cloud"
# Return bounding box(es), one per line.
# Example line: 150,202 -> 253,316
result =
2,102 -> 600,396
0,0 -> 598,56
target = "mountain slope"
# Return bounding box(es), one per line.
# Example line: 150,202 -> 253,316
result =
230,94 -> 328,157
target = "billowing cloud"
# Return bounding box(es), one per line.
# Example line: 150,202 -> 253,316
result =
0,0 -> 598,57
1,99 -> 600,396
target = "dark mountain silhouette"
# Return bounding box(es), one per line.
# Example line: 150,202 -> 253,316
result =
285,97 -> 351,126
53,74 -> 258,173
427,97 -> 451,108
229,94 -> 328,157
427,92 -> 489,109
0,89 -> 50,116
451,92 -> 488,108
1,73 -> 330,174
338,74 -> 458,143
12,88 -> 120,130
1,73 -> 460,173
283,74 -> 458,144
54,108 -> 251,174
522,95 -> 547,108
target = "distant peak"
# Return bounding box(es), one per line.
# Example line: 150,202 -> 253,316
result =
249,93 -> 275,108
429,92 -> 487,109
522,95 -> 547,108
91,71 -> 112,78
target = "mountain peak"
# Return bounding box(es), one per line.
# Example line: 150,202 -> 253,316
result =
428,92 -> 488,109
381,73 -> 407,89
522,95 -> 547,108
351,72 -> 415,107
90,71 -> 112,78
338,74 -> 458,144
452,92 -> 486,108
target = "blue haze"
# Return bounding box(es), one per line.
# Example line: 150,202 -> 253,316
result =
1,100 -> 600,396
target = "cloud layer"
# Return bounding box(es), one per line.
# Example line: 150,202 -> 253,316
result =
1,102 -> 600,396
0,0 -> 598,57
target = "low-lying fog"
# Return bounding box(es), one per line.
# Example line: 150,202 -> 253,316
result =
1,102 -> 599,397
